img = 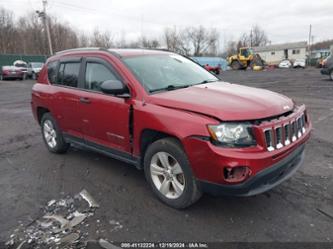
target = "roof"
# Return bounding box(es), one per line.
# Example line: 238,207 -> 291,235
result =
311,48 -> 331,53
253,42 -> 307,52
55,47 -> 173,58
109,48 -> 173,57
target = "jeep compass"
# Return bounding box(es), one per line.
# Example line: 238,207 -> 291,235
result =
31,48 -> 311,208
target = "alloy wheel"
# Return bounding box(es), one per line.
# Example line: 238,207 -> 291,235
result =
150,152 -> 185,199
43,120 -> 57,148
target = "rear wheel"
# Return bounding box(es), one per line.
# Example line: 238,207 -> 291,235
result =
330,70 -> 333,81
41,113 -> 70,153
144,138 -> 202,209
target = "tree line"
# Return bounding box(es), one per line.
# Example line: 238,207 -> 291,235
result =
0,6 -> 270,56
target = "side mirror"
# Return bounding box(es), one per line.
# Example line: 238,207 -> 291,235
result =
100,80 -> 130,97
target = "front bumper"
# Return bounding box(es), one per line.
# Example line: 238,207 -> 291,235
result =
199,144 -> 305,196
2,74 -> 23,79
321,68 -> 330,75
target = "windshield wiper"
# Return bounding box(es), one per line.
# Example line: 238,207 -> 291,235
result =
193,79 -> 219,85
149,84 -> 190,93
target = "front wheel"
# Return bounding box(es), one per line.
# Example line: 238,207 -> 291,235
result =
144,138 -> 202,209
231,60 -> 241,70
41,113 -> 70,153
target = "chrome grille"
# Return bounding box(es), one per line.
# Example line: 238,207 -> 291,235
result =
275,127 -> 283,149
284,124 -> 290,145
264,113 -> 306,151
264,129 -> 274,152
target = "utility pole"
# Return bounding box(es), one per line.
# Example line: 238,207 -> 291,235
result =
307,24 -> 312,65
37,0 -> 53,55
250,29 -> 253,47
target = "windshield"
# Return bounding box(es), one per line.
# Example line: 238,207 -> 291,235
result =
14,63 -> 27,68
123,54 -> 218,93
31,62 -> 43,68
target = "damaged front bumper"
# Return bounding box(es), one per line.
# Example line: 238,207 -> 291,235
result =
199,144 -> 305,196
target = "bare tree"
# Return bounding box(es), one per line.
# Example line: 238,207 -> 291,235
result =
49,17 -> 79,52
16,13 -> 46,54
164,27 -> 182,53
0,7 -> 16,54
185,26 -> 219,56
238,25 -> 269,48
251,25 -> 269,47
0,5 -> 223,57
90,29 -> 114,48
225,40 -> 238,56
78,33 -> 90,47
140,36 -> 160,49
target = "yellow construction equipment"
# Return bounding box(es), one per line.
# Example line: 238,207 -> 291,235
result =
227,47 -> 264,70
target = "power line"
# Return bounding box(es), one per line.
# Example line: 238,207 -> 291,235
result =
51,1 -> 167,27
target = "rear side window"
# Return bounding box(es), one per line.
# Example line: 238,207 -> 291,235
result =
57,62 -> 80,87
85,62 -> 117,92
47,61 -> 58,84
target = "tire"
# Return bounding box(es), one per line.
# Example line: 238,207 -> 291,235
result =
231,60 -> 241,70
144,138 -> 202,209
330,70 -> 333,81
41,113 -> 70,153
0,74 -> 3,81
32,72 -> 36,80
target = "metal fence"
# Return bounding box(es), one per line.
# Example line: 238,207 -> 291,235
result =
0,54 -> 47,67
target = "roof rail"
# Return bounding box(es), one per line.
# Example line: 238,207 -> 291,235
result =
55,47 -> 109,55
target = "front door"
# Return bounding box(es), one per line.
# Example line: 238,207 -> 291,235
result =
78,57 -> 132,154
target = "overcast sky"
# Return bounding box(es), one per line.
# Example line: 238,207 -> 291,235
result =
2,0 -> 333,48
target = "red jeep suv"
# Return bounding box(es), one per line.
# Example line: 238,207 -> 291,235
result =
31,48 -> 311,208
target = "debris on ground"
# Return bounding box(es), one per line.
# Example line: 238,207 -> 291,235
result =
98,238 -> 121,249
5,189 -> 99,249
80,189 -> 100,208
316,207 -> 333,220
108,220 -> 123,232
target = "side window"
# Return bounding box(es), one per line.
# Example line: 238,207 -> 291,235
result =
47,61 -> 58,84
85,62 -> 117,92
56,62 -> 80,87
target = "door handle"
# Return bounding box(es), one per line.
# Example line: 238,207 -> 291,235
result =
79,97 -> 91,104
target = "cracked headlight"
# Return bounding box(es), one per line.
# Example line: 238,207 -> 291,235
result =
207,123 -> 256,147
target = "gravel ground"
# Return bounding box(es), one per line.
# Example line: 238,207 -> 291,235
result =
0,67 -> 332,244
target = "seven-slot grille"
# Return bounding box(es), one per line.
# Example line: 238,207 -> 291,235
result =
264,113 -> 306,151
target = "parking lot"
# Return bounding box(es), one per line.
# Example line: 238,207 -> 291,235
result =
0,68 -> 332,243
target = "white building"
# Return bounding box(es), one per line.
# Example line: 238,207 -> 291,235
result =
253,41 -> 307,65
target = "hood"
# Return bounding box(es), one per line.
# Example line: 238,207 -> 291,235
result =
33,67 -> 42,72
148,82 -> 294,121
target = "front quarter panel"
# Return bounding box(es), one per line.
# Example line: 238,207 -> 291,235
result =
133,100 -> 219,156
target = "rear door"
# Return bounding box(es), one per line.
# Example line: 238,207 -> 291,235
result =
78,57 -> 132,153
51,58 -> 84,138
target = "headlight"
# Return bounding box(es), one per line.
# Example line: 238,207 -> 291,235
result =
207,123 -> 256,147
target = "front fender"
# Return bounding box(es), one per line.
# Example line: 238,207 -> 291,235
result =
132,100 -> 219,156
